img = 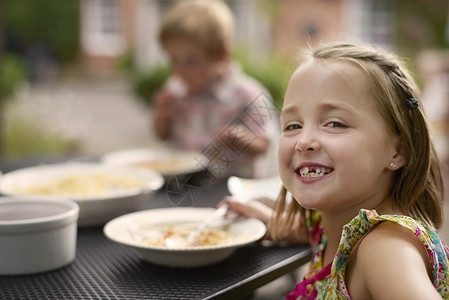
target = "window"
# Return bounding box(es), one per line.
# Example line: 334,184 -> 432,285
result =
81,0 -> 125,56
344,0 -> 396,50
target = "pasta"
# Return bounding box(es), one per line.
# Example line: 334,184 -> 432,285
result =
135,222 -> 234,248
13,172 -> 143,197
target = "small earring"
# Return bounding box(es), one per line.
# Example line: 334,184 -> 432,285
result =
390,162 -> 396,168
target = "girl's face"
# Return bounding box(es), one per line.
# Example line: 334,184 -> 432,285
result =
279,60 -> 404,217
164,38 -> 225,93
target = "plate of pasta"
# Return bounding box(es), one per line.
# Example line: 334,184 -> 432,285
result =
103,207 -> 266,267
0,163 -> 164,227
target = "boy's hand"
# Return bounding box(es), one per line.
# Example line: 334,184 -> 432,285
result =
153,90 -> 177,139
154,90 -> 176,119
219,123 -> 269,155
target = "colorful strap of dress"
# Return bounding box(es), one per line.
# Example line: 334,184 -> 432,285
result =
326,209 -> 449,299
286,262 -> 331,300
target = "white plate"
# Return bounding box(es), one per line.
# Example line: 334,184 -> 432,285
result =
227,176 -> 282,201
103,207 -> 266,267
101,147 -> 206,176
0,163 -> 164,227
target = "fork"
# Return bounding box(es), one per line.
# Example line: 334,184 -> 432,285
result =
186,204 -> 230,246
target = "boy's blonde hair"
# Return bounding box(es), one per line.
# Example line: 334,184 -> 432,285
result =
159,0 -> 234,58
270,42 -> 444,240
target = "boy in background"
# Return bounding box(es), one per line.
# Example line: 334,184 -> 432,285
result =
153,0 -> 279,179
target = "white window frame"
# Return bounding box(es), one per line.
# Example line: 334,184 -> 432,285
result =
81,0 -> 125,56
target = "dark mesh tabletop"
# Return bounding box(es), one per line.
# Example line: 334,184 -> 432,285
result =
0,159 -> 312,299
0,227 -> 311,300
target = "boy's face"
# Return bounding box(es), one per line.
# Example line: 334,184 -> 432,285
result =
163,38 -> 225,93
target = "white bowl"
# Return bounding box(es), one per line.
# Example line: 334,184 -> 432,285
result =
101,147 -> 205,176
0,163 -> 164,227
0,196 -> 79,275
104,207 -> 266,267
227,176 -> 283,201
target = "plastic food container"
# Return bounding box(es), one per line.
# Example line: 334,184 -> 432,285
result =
0,196 -> 79,275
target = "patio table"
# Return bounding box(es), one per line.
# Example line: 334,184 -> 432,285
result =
0,155 -> 312,300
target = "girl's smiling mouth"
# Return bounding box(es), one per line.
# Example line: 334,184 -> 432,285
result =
295,164 -> 334,178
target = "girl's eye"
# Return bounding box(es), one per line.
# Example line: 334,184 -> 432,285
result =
326,121 -> 347,128
284,124 -> 301,131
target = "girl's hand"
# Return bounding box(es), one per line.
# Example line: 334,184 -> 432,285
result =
220,196 -> 308,244
219,196 -> 273,224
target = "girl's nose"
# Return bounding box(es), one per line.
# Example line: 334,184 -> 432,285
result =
295,131 -> 320,153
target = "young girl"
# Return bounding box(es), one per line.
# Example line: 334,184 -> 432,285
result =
225,42 -> 449,299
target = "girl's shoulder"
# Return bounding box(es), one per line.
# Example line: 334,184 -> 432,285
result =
345,211 -> 448,299
357,220 -> 431,270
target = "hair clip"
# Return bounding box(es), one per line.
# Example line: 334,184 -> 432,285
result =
405,98 -> 419,109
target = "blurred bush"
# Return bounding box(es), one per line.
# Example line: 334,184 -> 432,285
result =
3,0 -> 79,62
132,51 -> 292,110
133,66 -> 171,106
1,53 -> 29,97
1,0 -> 80,158
396,0 -> 448,58
237,52 -> 293,110
3,116 -> 79,158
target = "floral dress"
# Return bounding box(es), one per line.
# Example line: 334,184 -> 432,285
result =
287,209 -> 449,299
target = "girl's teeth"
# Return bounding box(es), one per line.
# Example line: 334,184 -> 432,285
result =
300,167 -> 309,176
299,167 -> 331,178
303,172 -> 323,178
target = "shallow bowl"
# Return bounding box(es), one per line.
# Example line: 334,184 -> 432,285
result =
103,207 -> 266,267
0,163 -> 164,227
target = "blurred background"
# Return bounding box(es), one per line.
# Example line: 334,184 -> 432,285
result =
0,0 -> 448,160
0,1 -> 449,238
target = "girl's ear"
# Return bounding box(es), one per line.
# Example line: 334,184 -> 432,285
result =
389,138 -> 406,170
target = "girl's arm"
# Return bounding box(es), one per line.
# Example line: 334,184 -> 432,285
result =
346,221 -> 441,299
222,196 -> 309,244
221,196 -> 273,224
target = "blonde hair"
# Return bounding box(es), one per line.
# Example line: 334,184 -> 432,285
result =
270,42 -> 444,240
159,0 -> 234,58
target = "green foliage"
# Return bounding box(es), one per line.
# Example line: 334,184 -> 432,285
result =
3,116 -> 79,158
132,54 -> 292,109
235,52 -> 293,109
133,66 -> 171,106
3,0 -> 80,61
1,53 -> 29,97
396,0 -> 449,57
116,53 -> 135,73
